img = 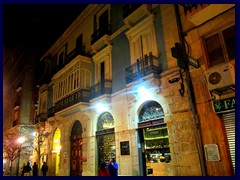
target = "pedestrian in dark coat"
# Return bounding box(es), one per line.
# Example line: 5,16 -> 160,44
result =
41,162 -> 48,176
23,162 -> 32,176
32,162 -> 38,176
108,158 -> 118,176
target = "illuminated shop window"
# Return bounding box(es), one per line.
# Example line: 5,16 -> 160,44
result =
139,101 -> 164,122
97,112 -> 114,131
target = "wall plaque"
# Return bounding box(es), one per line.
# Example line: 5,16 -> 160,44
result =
120,141 -> 130,155
204,144 -> 220,161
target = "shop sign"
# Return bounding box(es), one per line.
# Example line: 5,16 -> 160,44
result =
213,97 -> 235,113
138,118 -> 164,128
120,141 -> 130,155
96,128 -> 115,136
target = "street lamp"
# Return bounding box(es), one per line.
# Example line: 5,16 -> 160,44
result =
16,137 -> 25,176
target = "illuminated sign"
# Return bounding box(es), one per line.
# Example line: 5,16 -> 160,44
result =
213,97 -> 235,113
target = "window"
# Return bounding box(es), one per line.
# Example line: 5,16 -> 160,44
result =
205,25 -> 235,67
57,45 -> 66,66
125,14 -> 158,64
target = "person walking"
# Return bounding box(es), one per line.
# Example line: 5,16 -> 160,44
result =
32,162 -> 38,176
41,162 -> 48,176
98,162 -> 110,176
23,162 -> 32,176
108,158 -> 118,176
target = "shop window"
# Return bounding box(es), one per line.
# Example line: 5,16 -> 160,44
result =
139,101 -> 164,122
97,112 -> 114,131
204,25 -> 235,67
96,112 -> 115,166
144,124 -> 171,163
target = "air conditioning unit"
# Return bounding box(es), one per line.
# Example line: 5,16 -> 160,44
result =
204,63 -> 235,91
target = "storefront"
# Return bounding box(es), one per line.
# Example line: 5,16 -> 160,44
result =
137,101 -> 170,176
213,97 -> 235,174
96,112 -> 116,168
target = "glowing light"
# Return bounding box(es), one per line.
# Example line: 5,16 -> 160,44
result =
54,139 -> 60,143
96,103 -> 108,112
17,137 -> 25,144
137,86 -> 148,94
56,146 -> 61,150
32,132 -> 36,137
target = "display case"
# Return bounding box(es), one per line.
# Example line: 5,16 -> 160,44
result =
144,124 -> 171,163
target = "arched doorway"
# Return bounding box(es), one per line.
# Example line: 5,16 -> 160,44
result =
70,121 -> 83,176
96,112 -> 115,169
137,100 -> 170,176
52,128 -> 61,176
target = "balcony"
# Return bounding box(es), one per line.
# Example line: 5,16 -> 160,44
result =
65,47 -> 86,65
91,25 -> 112,45
91,80 -> 112,99
47,107 -> 55,118
35,113 -> 47,124
54,89 -> 91,113
125,53 -> 160,84
180,4 -> 235,26
122,4 -> 141,19
122,4 -> 152,28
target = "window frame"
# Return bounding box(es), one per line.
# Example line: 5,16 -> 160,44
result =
203,24 -> 235,68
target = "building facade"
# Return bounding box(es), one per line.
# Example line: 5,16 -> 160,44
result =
3,47 -> 38,175
37,4 -> 235,176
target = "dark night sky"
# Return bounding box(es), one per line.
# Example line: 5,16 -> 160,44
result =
3,4 -> 88,58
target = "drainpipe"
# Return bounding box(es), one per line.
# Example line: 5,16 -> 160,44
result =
174,4 -> 207,176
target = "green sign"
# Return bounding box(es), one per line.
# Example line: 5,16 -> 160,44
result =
213,97 -> 235,113
188,56 -> 199,68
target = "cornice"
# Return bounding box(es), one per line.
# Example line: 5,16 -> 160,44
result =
41,4 -> 105,60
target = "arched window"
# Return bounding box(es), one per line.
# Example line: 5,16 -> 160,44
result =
97,112 -> 114,131
71,121 -> 83,136
139,101 -> 164,122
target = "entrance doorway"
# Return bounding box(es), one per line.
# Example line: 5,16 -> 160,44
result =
96,112 -> 115,169
138,101 -> 170,176
70,121 -> 83,176
52,128 -> 61,176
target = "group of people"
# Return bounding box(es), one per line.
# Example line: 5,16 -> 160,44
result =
98,158 -> 118,176
21,162 -> 48,176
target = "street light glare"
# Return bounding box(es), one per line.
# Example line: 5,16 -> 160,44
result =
17,137 -> 25,144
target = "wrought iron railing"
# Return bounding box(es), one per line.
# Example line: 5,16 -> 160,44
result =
65,47 -> 86,64
34,113 -> 47,124
47,107 -> 55,118
180,4 -> 201,15
54,89 -> 91,113
122,4 -> 141,19
91,25 -> 112,45
91,80 -> 112,99
125,52 -> 160,84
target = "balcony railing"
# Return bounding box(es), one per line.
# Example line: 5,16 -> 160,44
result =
91,80 -> 112,99
122,4 -> 141,19
34,113 -> 47,124
65,47 -> 86,64
180,4 -> 199,15
54,89 -> 91,113
125,52 -> 160,84
47,107 -> 55,118
91,25 -> 112,45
